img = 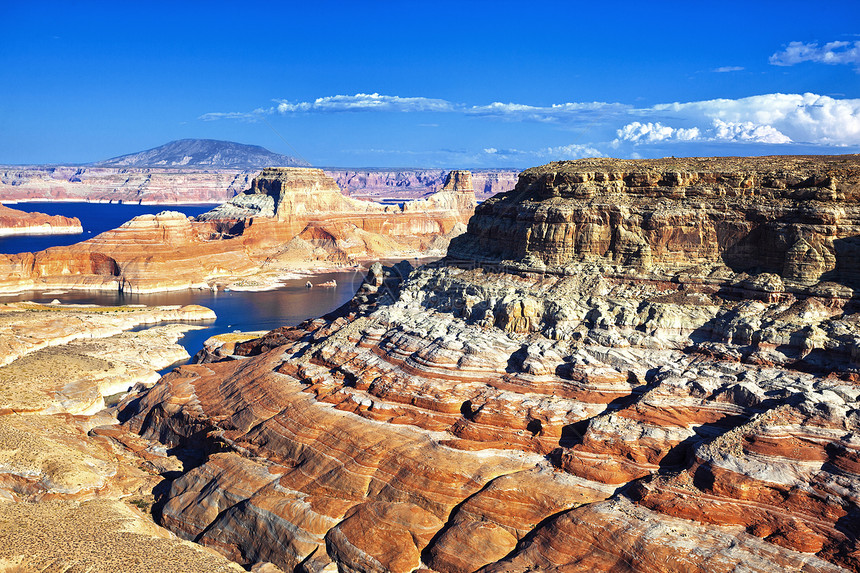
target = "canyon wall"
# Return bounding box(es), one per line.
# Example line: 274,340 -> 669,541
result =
0,166 -> 518,204
0,168 -> 478,293
0,167 -> 255,204
327,168 -> 519,201
117,155 -> 860,572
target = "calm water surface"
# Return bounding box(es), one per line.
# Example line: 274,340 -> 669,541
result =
0,202 -> 214,254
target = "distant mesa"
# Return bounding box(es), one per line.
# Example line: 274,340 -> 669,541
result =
92,138 -> 310,169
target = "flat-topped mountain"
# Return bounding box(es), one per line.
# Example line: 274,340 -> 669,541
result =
93,139 -> 310,169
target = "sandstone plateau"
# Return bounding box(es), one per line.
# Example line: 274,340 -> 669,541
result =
0,203 -> 82,237
0,168 -> 478,294
111,155 -> 860,572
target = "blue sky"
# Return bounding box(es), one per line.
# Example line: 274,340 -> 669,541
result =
1,0 -> 858,167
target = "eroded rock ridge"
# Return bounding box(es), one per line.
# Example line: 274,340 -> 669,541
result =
118,156 -> 860,572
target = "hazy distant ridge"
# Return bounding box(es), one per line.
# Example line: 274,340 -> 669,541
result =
93,139 -> 310,169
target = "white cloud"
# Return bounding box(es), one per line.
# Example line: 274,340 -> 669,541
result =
482,144 -> 604,159
712,120 -> 791,143
770,41 -> 860,68
713,66 -> 745,73
468,100 -> 629,122
616,122 -> 700,143
654,93 -> 860,145
200,91 -> 860,148
542,144 -> 605,159
275,93 -> 454,113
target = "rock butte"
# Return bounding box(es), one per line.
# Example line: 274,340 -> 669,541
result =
0,168 -> 478,294
113,155 -> 860,572
0,202 -> 82,237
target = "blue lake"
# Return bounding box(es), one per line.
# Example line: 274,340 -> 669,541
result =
0,202 -> 370,367
0,202 -> 215,254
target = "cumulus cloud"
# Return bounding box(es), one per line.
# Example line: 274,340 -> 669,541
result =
654,92 -> 860,145
616,122 -> 700,143
712,120 -> 791,143
770,41 -> 860,68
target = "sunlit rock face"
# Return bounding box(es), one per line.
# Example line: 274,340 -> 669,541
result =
452,155 -> 860,288
121,156 -> 860,572
0,203 -> 82,236
0,168 -> 478,294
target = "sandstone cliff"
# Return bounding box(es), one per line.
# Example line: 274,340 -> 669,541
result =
327,168 -> 518,201
0,203 -> 82,237
0,168 -> 478,293
0,166 -> 255,204
117,155 -> 860,572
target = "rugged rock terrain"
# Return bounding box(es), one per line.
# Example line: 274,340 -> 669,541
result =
0,168 -> 477,294
0,203 -> 82,237
0,302 -> 245,572
116,155 -> 860,572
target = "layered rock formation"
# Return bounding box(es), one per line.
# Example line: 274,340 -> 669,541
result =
0,166 -> 255,204
0,165 -> 517,205
117,155 -> 860,571
328,168 -> 518,201
0,203 -> 82,236
0,302 -> 245,572
0,168 -> 477,293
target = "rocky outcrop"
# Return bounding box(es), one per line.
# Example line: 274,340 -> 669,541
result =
0,168 -> 478,293
117,156 -> 860,572
0,301 -> 245,572
451,155 -> 860,289
0,203 -> 82,236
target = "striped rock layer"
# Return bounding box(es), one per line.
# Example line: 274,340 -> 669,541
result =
122,156 -> 860,572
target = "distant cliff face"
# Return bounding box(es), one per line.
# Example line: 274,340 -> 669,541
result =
0,166 -> 254,204
0,166 -> 518,204
326,168 -> 519,200
118,155 -> 860,573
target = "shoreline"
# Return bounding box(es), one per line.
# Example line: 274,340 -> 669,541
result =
0,225 -> 83,237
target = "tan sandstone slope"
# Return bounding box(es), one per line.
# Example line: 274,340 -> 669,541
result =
116,155 -> 860,572
0,168 -> 477,294
0,302 -> 250,572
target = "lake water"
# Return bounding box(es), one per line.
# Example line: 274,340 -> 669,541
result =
0,202 -> 369,368
0,202 -> 215,254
